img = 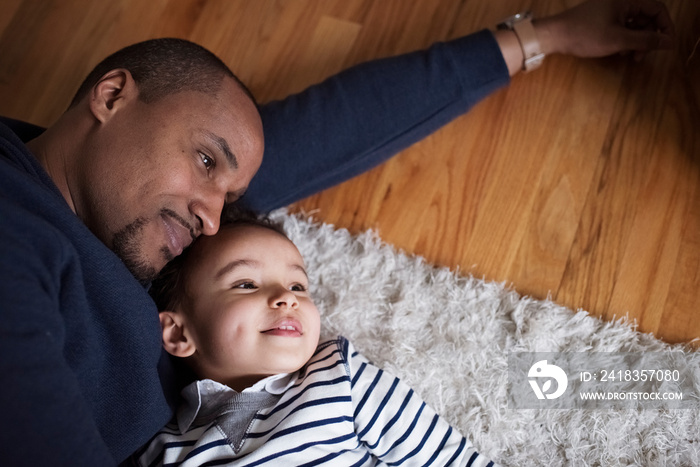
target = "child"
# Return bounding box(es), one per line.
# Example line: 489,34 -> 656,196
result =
137,215 -> 496,466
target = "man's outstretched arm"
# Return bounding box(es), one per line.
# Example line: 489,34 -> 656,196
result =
244,0 -> 674,212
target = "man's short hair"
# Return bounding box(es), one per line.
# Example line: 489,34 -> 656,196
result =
149,205 -> 287,312
69,38 -> 255,107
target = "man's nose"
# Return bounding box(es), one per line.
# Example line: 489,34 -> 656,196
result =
190,187 -> 225,236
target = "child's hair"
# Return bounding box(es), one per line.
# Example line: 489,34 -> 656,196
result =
149,204 -> 287,312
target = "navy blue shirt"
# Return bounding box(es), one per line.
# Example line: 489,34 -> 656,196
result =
0,30 -> 507,465
0,121 -> 171,464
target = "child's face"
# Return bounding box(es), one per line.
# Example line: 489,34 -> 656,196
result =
168,224 -> 321,390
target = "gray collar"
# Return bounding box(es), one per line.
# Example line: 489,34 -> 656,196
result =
177,379 -> 281,434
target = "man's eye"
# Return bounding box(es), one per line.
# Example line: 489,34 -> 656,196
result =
199,152 -> 215,169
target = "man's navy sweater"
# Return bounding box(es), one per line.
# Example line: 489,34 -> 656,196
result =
0,121 -> 170,464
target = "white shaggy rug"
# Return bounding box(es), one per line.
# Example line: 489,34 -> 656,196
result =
274,210 -> 700,467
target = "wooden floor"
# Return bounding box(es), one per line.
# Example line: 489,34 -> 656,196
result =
1,0 -> 698,345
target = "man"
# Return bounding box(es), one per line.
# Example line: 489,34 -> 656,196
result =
1,39 -> 262,465
0,0 -> 673,464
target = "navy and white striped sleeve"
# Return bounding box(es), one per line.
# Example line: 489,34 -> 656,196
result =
346,340 -> 496,466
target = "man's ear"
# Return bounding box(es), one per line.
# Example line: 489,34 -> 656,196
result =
159,311 -> 196,358
88,69 -> 137,123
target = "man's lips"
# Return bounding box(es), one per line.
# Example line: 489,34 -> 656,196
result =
262,319 -> 303,337
161,211 -> 195,257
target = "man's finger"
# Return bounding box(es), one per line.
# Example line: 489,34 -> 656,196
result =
630,0 -> 676,37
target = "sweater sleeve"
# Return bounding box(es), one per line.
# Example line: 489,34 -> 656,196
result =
346,339 -> 497,466
241,29 -> 509,212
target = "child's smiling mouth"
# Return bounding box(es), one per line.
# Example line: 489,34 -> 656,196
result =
262,319 -> 303,336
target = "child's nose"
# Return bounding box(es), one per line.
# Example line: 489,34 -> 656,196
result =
269,287 -> 299,309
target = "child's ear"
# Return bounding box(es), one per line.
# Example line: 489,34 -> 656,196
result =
159,311 -> 196,358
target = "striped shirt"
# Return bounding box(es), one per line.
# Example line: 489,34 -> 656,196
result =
137,337 -> 496,466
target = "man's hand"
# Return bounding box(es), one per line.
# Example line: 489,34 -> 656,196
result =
536,0 -> 675,60
496,0 -> 676,76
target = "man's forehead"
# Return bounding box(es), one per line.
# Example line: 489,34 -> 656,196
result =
210,80 -> 264,168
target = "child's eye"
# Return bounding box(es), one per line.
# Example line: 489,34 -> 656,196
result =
291,284 -> 307,292
199,152 -> 215,170
233,281 -> 256,289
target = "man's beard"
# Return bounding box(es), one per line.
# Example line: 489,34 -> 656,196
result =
111,217 -> 173,285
